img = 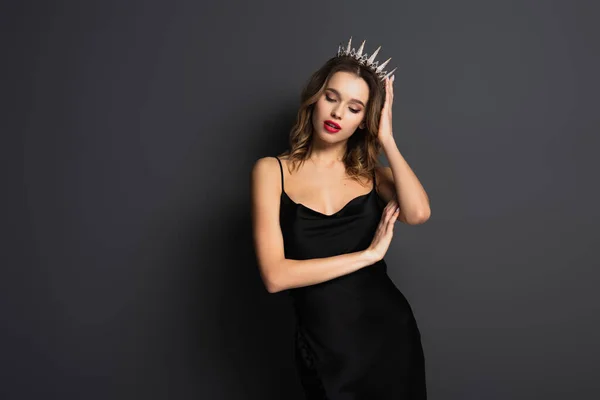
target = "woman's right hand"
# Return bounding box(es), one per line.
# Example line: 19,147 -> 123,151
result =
365,199 -> 400,262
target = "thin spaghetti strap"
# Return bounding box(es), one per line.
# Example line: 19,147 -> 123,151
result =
274,156 -> 284,193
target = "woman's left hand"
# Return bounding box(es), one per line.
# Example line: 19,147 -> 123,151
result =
377,75 -> 394,144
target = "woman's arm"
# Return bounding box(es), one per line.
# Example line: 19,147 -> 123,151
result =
265,251 -> 378,294
378,137 -> 430,225
251,157 -> 379,293
376,77 -> 430,225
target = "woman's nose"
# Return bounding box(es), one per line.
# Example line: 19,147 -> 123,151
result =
331,107 -> 342,119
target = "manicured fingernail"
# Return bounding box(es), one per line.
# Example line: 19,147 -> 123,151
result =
392,75 -> 395,81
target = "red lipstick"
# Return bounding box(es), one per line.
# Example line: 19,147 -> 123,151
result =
324,120 -> 341,133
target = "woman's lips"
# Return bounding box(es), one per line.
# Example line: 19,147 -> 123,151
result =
324,120 -> 341,133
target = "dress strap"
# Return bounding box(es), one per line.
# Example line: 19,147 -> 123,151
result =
274,156 -> 284,193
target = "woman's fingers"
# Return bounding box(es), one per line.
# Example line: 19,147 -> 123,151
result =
382,78 -> 390,112
384,200 -> 398,225
390,75 -> 394,105
385,199 -> 399,225
386,200 -> 398,214
384,200 -> 394,216
389,208 -> 400,229
382,76 -> 393,119
383,200 -> 392,212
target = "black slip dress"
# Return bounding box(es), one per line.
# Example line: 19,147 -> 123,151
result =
274,156 -> 427,400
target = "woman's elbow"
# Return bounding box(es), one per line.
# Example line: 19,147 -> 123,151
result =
261,265 -> 286,293
265,279 -> 285,294
407,209 -> 431,225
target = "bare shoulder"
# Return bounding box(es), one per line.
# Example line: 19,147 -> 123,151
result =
251,156 -> 286,293
251,156 -> 282,198
253,155 -> 281,177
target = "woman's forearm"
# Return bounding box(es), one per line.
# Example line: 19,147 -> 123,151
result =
266,250 -> 379,293
381,136 -> 431,224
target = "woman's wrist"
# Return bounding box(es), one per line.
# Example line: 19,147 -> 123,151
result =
360,248 -> 381,265
379,134 -> 395,150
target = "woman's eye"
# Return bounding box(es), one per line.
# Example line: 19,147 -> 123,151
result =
326,94 -> 361,113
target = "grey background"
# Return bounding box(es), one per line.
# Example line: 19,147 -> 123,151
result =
2,0 -> 599,399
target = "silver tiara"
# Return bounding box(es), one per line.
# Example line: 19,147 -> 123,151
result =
336,37 -> 397,81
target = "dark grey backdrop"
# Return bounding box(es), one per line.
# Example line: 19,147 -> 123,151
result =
3,0 -> 599,399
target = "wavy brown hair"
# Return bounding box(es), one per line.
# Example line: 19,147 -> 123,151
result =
278,55 -> 387,182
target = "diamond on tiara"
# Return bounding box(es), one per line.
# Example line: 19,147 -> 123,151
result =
336,36 -> 397,81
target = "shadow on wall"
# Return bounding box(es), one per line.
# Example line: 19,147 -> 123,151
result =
122,102 -> 303,399
190,103 -> 303,399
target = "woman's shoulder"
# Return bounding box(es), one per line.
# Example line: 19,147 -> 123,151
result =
269,154 -> 293,169
255,155 -> 279,167
252,156 -> 282,179
252,154 -> 291,177
254,154 -> 288,162
251,157 -> 286,202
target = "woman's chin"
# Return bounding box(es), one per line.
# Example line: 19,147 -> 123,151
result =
315,131 -> 339,142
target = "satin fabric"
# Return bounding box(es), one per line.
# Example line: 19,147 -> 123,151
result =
275,156 -> 427,399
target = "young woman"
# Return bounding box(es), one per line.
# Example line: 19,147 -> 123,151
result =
251,38 -> 431,399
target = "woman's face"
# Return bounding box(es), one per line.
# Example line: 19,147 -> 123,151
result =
311,71 -> 370,143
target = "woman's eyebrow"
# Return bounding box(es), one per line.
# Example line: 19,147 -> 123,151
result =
325,88 -> 366,107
